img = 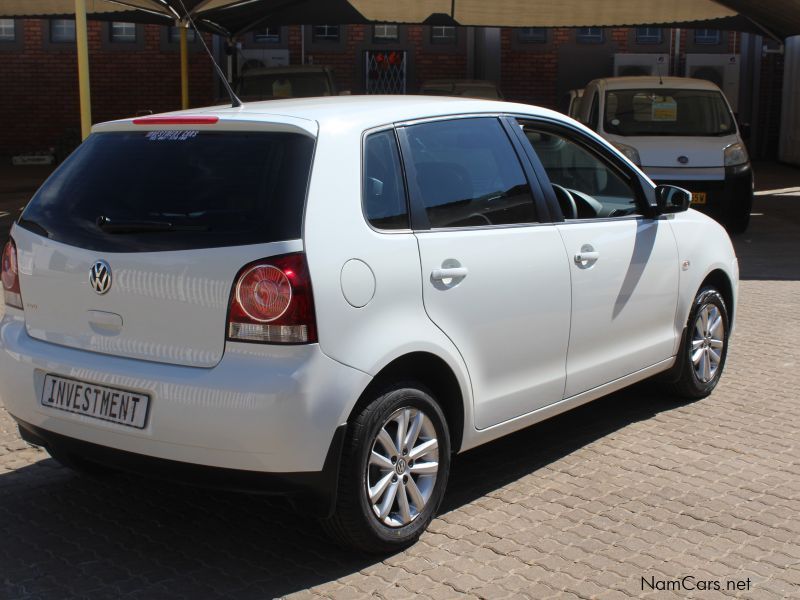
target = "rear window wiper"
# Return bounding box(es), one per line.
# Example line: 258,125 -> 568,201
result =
97,216 -> 210,233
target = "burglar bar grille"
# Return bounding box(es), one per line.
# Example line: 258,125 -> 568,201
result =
365,50 -> 406,94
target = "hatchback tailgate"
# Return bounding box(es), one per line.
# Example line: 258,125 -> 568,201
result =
15,228 -> 302,368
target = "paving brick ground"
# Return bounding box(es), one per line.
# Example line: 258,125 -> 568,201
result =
1,162 -> 799,599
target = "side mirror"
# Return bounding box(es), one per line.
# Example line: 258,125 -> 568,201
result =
655,185 -> 691,214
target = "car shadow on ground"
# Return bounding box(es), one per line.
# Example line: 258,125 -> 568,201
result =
0,383 -> 683,599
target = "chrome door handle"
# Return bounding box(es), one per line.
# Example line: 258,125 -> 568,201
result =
574,251 -> 599,264
431,267 -> 469,281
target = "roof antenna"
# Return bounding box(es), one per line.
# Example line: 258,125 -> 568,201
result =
176,0 -> 242,108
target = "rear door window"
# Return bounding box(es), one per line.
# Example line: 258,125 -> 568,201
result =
363,130 -> 409,230
19,130 -> 315,252
401,118 -> 538,229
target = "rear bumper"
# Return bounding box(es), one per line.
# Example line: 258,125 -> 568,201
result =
0,312 -> 370,478
16,418 -> 346,510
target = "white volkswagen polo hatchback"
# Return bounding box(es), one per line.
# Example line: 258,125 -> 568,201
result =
0,96 -> 737,552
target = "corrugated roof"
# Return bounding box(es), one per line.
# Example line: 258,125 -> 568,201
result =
0,0 -> 797,39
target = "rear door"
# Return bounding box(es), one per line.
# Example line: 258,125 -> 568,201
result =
15,125 -> 315,367
515,118 -> 679,397
399,116 -> 572,430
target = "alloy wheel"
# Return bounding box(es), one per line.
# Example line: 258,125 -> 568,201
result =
366,407 -> 440,527
691,303 -> 725,383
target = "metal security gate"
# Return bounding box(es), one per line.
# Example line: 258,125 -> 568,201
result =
365,50 -> 407,94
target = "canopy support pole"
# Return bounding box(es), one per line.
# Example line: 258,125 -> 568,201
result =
180,24 -> 189,109
75,0 -> 92,140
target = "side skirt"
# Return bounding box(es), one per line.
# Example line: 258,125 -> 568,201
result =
460,357 -> 675,453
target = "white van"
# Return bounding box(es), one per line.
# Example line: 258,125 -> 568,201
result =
576,76 -> 753,233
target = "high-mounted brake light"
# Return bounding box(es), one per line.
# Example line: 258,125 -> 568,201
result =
132,116 -> 219,125
227,253 -> 317,344
1,240 -> 23,309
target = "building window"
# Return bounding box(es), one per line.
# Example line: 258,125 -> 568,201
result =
695,29 -> 721,45
50,19 -> 76,43
373,24 -> 399,41
430,25 -> 457,44
518,27 -> 547,43
253,27 -> 280,43
0,19 -> 15,42
168,26 -> 196,43
313,25 -> 340,42
110,22 -> 136,43
635,27 -> 662,44
576,27 -> 604,43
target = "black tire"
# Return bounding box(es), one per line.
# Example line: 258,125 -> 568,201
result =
46,447 -> 117,478
322,383 -> 451,553
725,194 -> 752,235
667,286 -> 730,399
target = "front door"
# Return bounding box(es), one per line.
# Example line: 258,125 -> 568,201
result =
516,120 -> 680,397
399,117 -> 572,430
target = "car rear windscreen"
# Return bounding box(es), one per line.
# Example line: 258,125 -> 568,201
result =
18,130 -> 315,252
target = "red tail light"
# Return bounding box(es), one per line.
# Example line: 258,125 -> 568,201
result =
1,240 -> 23,309
227,253 -> 317,344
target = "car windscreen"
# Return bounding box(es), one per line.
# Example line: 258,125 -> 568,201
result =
238,73 -> 332,99
18,130 -> 314,252
603,89 -> 735,136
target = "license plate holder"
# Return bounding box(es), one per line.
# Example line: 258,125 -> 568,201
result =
691,192 -> 707,205
41,374 -> 150,429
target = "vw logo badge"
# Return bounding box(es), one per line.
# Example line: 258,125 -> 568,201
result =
677,155 -> 689,164
89,260 -> 112,295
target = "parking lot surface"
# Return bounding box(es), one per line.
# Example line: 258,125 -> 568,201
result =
1,162 -> 799,599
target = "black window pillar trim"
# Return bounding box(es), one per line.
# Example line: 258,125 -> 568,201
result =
503,116 -> 565,221
500,116 -> 561,223
390,127 -> 415,231
395,125 -> 432,231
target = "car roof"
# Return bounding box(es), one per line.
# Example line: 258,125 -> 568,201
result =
97,95 -> 565,135
589,76 -> 722,91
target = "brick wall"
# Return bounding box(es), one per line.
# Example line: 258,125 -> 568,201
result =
406,26 -> 468,92
0,19 -> 214,158
500,28 -> 562,108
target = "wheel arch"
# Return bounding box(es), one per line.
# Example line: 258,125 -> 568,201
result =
345,351 -> 466,454
700,268 -> 735,323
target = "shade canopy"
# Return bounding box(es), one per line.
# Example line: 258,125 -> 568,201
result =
1,0 -> 798,39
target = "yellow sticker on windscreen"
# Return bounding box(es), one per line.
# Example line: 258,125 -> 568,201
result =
652,98 -> 678,121
272,79 -> 293,98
